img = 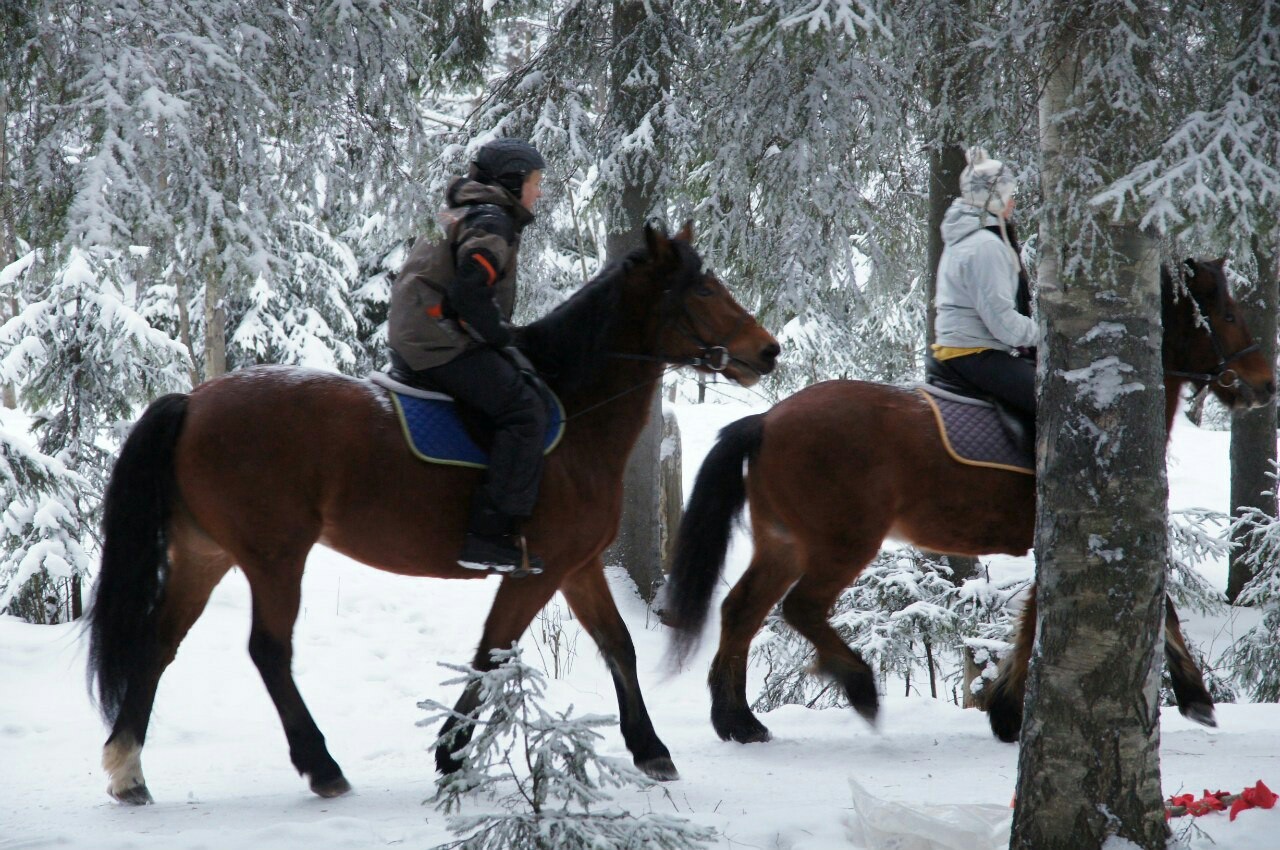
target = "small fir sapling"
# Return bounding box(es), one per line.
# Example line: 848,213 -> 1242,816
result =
418,647 -> 714,850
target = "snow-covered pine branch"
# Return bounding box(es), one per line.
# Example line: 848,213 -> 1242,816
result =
418,647 -> 714,850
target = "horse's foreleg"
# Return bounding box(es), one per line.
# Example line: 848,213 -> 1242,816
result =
708,540 -> 801,744
434,572 -> 561,776
780,548 -> 881,724
560,561 -> 677,781
1164,594 -> 1216,728
242,559 -> 350,798
103,529 -> 231,804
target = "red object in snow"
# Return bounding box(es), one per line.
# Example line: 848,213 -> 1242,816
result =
1166,780 -> 1277,821
1229,780 -> 1277,822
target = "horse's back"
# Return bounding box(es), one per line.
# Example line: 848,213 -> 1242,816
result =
751,379 -> 1033,556
173,366 -> 472,573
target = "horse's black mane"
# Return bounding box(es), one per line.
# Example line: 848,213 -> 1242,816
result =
1160,257 -> 1231,367
516,239 -> 703,395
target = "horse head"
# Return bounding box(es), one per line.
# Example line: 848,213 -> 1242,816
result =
643,221 -> 780,387
1164,257 -> 1275,411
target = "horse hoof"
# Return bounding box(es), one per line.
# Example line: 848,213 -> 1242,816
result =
988,708 -> 1022,743
730,726 -> 772,744
109,783 -> 154,805
713,710 -> 772,744
636,756 -> 680,782
1180,702 -> 1217,728
435,748 -> 464,775
311,774 -> 353,798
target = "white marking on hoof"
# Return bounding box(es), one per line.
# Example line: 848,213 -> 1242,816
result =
104,737 -> 151,804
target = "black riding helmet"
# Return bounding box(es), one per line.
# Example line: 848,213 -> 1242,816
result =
471,138 -> 546,197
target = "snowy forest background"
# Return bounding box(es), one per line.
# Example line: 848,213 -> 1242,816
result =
2,0 -> 1279,716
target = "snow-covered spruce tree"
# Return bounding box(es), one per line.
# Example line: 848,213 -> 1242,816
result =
1164,509 -> 1238,705
1221,469 -> 1280,701
0,422 -> 88,623
1098,0 -> 1280,605
675,1 -> 924,392
14,0 -> 440,381
0,248 -> 188,620
419,648 -> 714,850
751,548 -> 1023,710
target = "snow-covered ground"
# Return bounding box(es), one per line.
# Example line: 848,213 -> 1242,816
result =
2,391 -> 1277,849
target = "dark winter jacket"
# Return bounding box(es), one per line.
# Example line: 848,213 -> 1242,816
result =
388,177 -> 535,371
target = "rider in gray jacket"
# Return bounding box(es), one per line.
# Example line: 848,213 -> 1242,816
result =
929,147 -> 1037,418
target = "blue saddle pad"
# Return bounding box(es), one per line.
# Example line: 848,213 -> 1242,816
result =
916,387 -> 1033,475
386,383 -> 566,469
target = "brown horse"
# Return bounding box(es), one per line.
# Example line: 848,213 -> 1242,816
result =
663,257 -> 1273,746
86,222 -> 780,804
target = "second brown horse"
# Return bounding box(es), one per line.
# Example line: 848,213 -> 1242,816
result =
664,258 -> 1273,745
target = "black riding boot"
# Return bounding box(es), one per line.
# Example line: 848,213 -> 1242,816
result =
458,499 -> 545,577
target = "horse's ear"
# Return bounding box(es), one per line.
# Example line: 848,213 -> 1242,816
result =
675,219 -> 695,243
1183,257 -> 1217,301
644,220 -> 674,262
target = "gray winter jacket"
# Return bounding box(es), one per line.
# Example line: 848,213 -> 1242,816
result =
934,199 -> 1037,352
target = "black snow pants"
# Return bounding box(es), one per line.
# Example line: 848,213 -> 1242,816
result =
390,347 -> 547,531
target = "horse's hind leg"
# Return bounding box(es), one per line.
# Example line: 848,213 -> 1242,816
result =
780,543 -> 882,724
981,590 -> 1215,743
560,561 -> 677,780
709,536 -> 801,743
104,520 -> 232,804
1164,595 -> 1215,727
982,586 -> 1035,743
241,557 -> 350,798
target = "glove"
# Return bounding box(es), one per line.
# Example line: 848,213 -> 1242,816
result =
502,345 -> 536,375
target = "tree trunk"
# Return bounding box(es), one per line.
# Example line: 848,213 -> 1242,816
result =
1227,235 -> 1278,602
925,144 -> 966,348
923,11 -> 977,586
1010,7 -> 1169,846
600,0 -> 670,602
0,85 -> 17,410
203,256 -> 227,379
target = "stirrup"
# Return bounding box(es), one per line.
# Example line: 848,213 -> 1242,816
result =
457,533 -> 545,578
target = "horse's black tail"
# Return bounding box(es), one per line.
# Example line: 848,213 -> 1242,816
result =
663,414 -> 764,667
88,393 -> 189,726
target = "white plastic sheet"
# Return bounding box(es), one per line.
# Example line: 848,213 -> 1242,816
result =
845,778 -> 1013,850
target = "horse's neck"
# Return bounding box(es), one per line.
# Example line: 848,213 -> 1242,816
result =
561,359 -> 666,476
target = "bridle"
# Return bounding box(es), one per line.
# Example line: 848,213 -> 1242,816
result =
1164,275 -> 1259,390
606,272 -> 753,374
565,272 -> 756,422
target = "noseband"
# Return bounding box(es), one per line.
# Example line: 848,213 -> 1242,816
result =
1164,282 -> 1259,389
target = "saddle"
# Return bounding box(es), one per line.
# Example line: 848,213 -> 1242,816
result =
914,382 -> 1034,475
368,372 -> 565,468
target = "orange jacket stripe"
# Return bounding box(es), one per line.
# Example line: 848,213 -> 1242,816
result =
471,253 -> 498,286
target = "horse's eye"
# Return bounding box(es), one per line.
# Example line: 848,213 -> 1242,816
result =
696,285 -> 715,297
1224,313 -> 1236,323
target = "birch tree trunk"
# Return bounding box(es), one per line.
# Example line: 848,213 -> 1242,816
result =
1010,3 -> 1169,846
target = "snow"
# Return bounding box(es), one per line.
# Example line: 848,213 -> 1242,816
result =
2,395 -> 1278,849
